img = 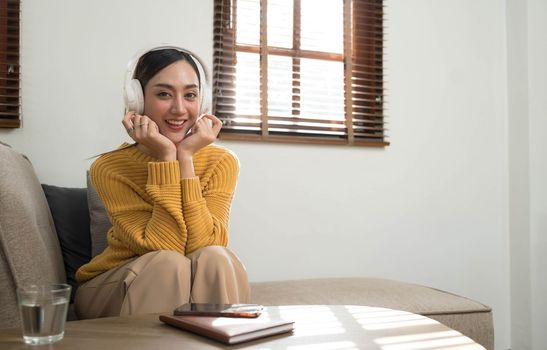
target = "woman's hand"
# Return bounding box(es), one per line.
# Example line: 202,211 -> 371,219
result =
176,114 -> 223,158
122,111 -> 176,161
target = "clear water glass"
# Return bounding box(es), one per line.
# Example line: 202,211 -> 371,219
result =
16,283 -> 71,345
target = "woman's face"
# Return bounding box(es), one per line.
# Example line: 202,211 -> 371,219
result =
143,60 -> 200,145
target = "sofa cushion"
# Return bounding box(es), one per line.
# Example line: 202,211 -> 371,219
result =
42,184 -> 92,301
87,172 -> 111,257
250,277 -> 494,350
0,142 -> 66,329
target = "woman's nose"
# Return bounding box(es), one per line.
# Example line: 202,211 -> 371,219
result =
171,95 -> 187,114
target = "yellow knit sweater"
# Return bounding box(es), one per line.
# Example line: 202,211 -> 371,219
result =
75,143 -> 239,283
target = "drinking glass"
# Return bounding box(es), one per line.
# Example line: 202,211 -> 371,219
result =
16,283 -> 71,345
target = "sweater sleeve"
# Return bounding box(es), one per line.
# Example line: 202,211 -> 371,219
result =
92,160 -> 188,256
182,151 -> 239,253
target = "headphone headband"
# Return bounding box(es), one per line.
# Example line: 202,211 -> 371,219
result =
123,45 -> 211,115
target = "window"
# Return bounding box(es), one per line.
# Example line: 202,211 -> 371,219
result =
213,0 -> 386,146
0,0 -> 20,128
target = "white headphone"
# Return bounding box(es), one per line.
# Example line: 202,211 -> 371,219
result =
123,45 -> 211,115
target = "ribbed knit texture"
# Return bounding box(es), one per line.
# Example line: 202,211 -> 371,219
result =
75,143 -> 239,283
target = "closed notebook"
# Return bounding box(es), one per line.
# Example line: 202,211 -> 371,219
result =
159,314 -> 294,345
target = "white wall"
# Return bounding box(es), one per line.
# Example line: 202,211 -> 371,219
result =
507,0 -> 547,349
507,0 -> 532,348
527,0 -> 547,348
0,1 -> 518,348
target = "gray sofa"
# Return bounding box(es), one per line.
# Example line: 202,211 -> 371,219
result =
0,141 -> 494,349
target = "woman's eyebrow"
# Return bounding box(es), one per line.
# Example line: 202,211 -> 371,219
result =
152,83 -> 198,89
151,83 -> 173,89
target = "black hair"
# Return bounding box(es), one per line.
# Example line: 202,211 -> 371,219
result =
134,49 -> 201,94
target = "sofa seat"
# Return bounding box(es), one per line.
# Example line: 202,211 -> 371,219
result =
251,277 -> 493,350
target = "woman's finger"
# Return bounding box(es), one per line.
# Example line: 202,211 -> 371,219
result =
203,114 -> 222,133
147,119 -> 159,134
122,112 -> 136,134
132,115 -> 150,135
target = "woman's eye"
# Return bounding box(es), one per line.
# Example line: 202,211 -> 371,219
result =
186,92 -> 198,100
157,92 -> 171,98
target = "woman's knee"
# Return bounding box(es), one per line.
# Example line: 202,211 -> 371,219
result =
190,246 -> 235,266
188,246 -> 250,303
191,245 -> 231,258
120,250 -> 192,315
141,250 -> 191,276
189,246 -> 246,275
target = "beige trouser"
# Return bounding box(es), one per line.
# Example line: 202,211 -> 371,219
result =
74,246 -> 250,319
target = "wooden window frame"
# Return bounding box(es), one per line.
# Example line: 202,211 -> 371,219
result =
0,0 -> 21,128
213,0 -> 386,146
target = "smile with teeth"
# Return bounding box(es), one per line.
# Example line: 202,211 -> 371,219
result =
166,119 -> 186,126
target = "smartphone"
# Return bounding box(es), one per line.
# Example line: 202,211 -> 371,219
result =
173,303 -> 263,318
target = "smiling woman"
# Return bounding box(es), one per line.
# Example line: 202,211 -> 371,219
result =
73,46 -> 250,320
138,59 -> 202,152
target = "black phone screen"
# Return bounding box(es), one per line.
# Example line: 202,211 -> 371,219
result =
173,303 -> 263,318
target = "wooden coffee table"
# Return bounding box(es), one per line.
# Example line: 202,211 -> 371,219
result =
0,305 -> 485,349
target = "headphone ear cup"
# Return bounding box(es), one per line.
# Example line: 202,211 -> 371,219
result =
200,80 -> 212,115
124,79 -> 144,115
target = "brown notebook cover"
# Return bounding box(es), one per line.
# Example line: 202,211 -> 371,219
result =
159,314 -> 294,345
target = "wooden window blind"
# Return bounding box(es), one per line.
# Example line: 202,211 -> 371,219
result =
213,0 -> 386,146
0,0 -> 20,128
